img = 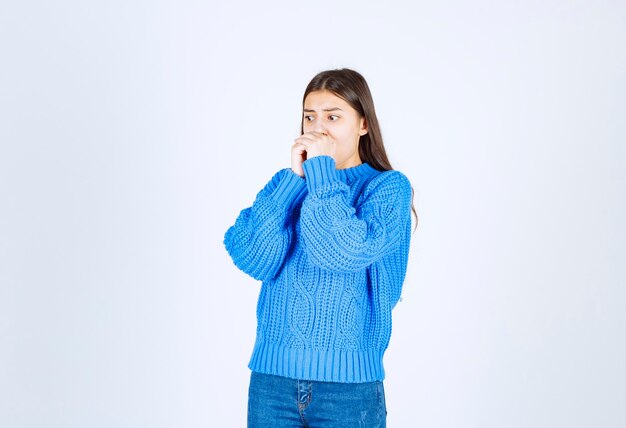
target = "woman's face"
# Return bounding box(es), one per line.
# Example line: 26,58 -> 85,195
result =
302,90 -> 368,169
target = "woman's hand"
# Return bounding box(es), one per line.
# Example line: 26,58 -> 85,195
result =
291,141 -> 307,177
295,132 -> 335,160
292,132 -> 336,177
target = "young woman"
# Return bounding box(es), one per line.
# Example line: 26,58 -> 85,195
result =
224,68 -> 415,427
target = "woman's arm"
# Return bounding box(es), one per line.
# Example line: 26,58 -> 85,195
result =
224,168 -> 307,281
299,156 -> 412,273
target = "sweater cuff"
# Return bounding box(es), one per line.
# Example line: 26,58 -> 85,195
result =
271,169 -> 307,210
303,156 -> 339,193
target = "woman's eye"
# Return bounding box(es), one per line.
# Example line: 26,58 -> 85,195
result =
304,115 -> 314,122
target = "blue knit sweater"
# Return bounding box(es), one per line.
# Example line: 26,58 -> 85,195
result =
224,155 -> 412,383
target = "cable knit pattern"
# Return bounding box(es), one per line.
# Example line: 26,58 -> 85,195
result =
224,156 -> 412,383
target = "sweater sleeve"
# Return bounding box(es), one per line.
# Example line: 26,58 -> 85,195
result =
300,156 -> 412,273
224,168 -> 307,281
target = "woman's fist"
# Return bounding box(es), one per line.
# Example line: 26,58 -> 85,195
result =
291,141 -> 307,177
295,132 -> 335,159
291,132 -> 335,177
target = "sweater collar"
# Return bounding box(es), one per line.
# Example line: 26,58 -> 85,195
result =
337,162 -> 378,182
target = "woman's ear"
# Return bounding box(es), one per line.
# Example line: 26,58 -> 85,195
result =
359,117 -> 368,136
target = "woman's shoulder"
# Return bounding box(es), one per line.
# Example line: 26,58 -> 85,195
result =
366,168 -> 412,194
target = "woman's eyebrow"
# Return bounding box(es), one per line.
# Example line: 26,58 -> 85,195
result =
303,107 -> 344,112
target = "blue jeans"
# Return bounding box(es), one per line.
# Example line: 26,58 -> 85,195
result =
247,371 -> 387,427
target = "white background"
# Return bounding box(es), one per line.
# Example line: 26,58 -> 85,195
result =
1,1 -> 625,427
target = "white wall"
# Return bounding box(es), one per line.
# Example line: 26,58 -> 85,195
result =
1,1 -> 624,427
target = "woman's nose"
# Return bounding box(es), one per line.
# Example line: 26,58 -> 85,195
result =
314,123 -> 328,134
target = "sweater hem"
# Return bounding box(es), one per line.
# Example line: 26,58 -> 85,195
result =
248,341 -> 385,383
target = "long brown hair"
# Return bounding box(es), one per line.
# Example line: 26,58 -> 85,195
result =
301,68 -> 418,229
